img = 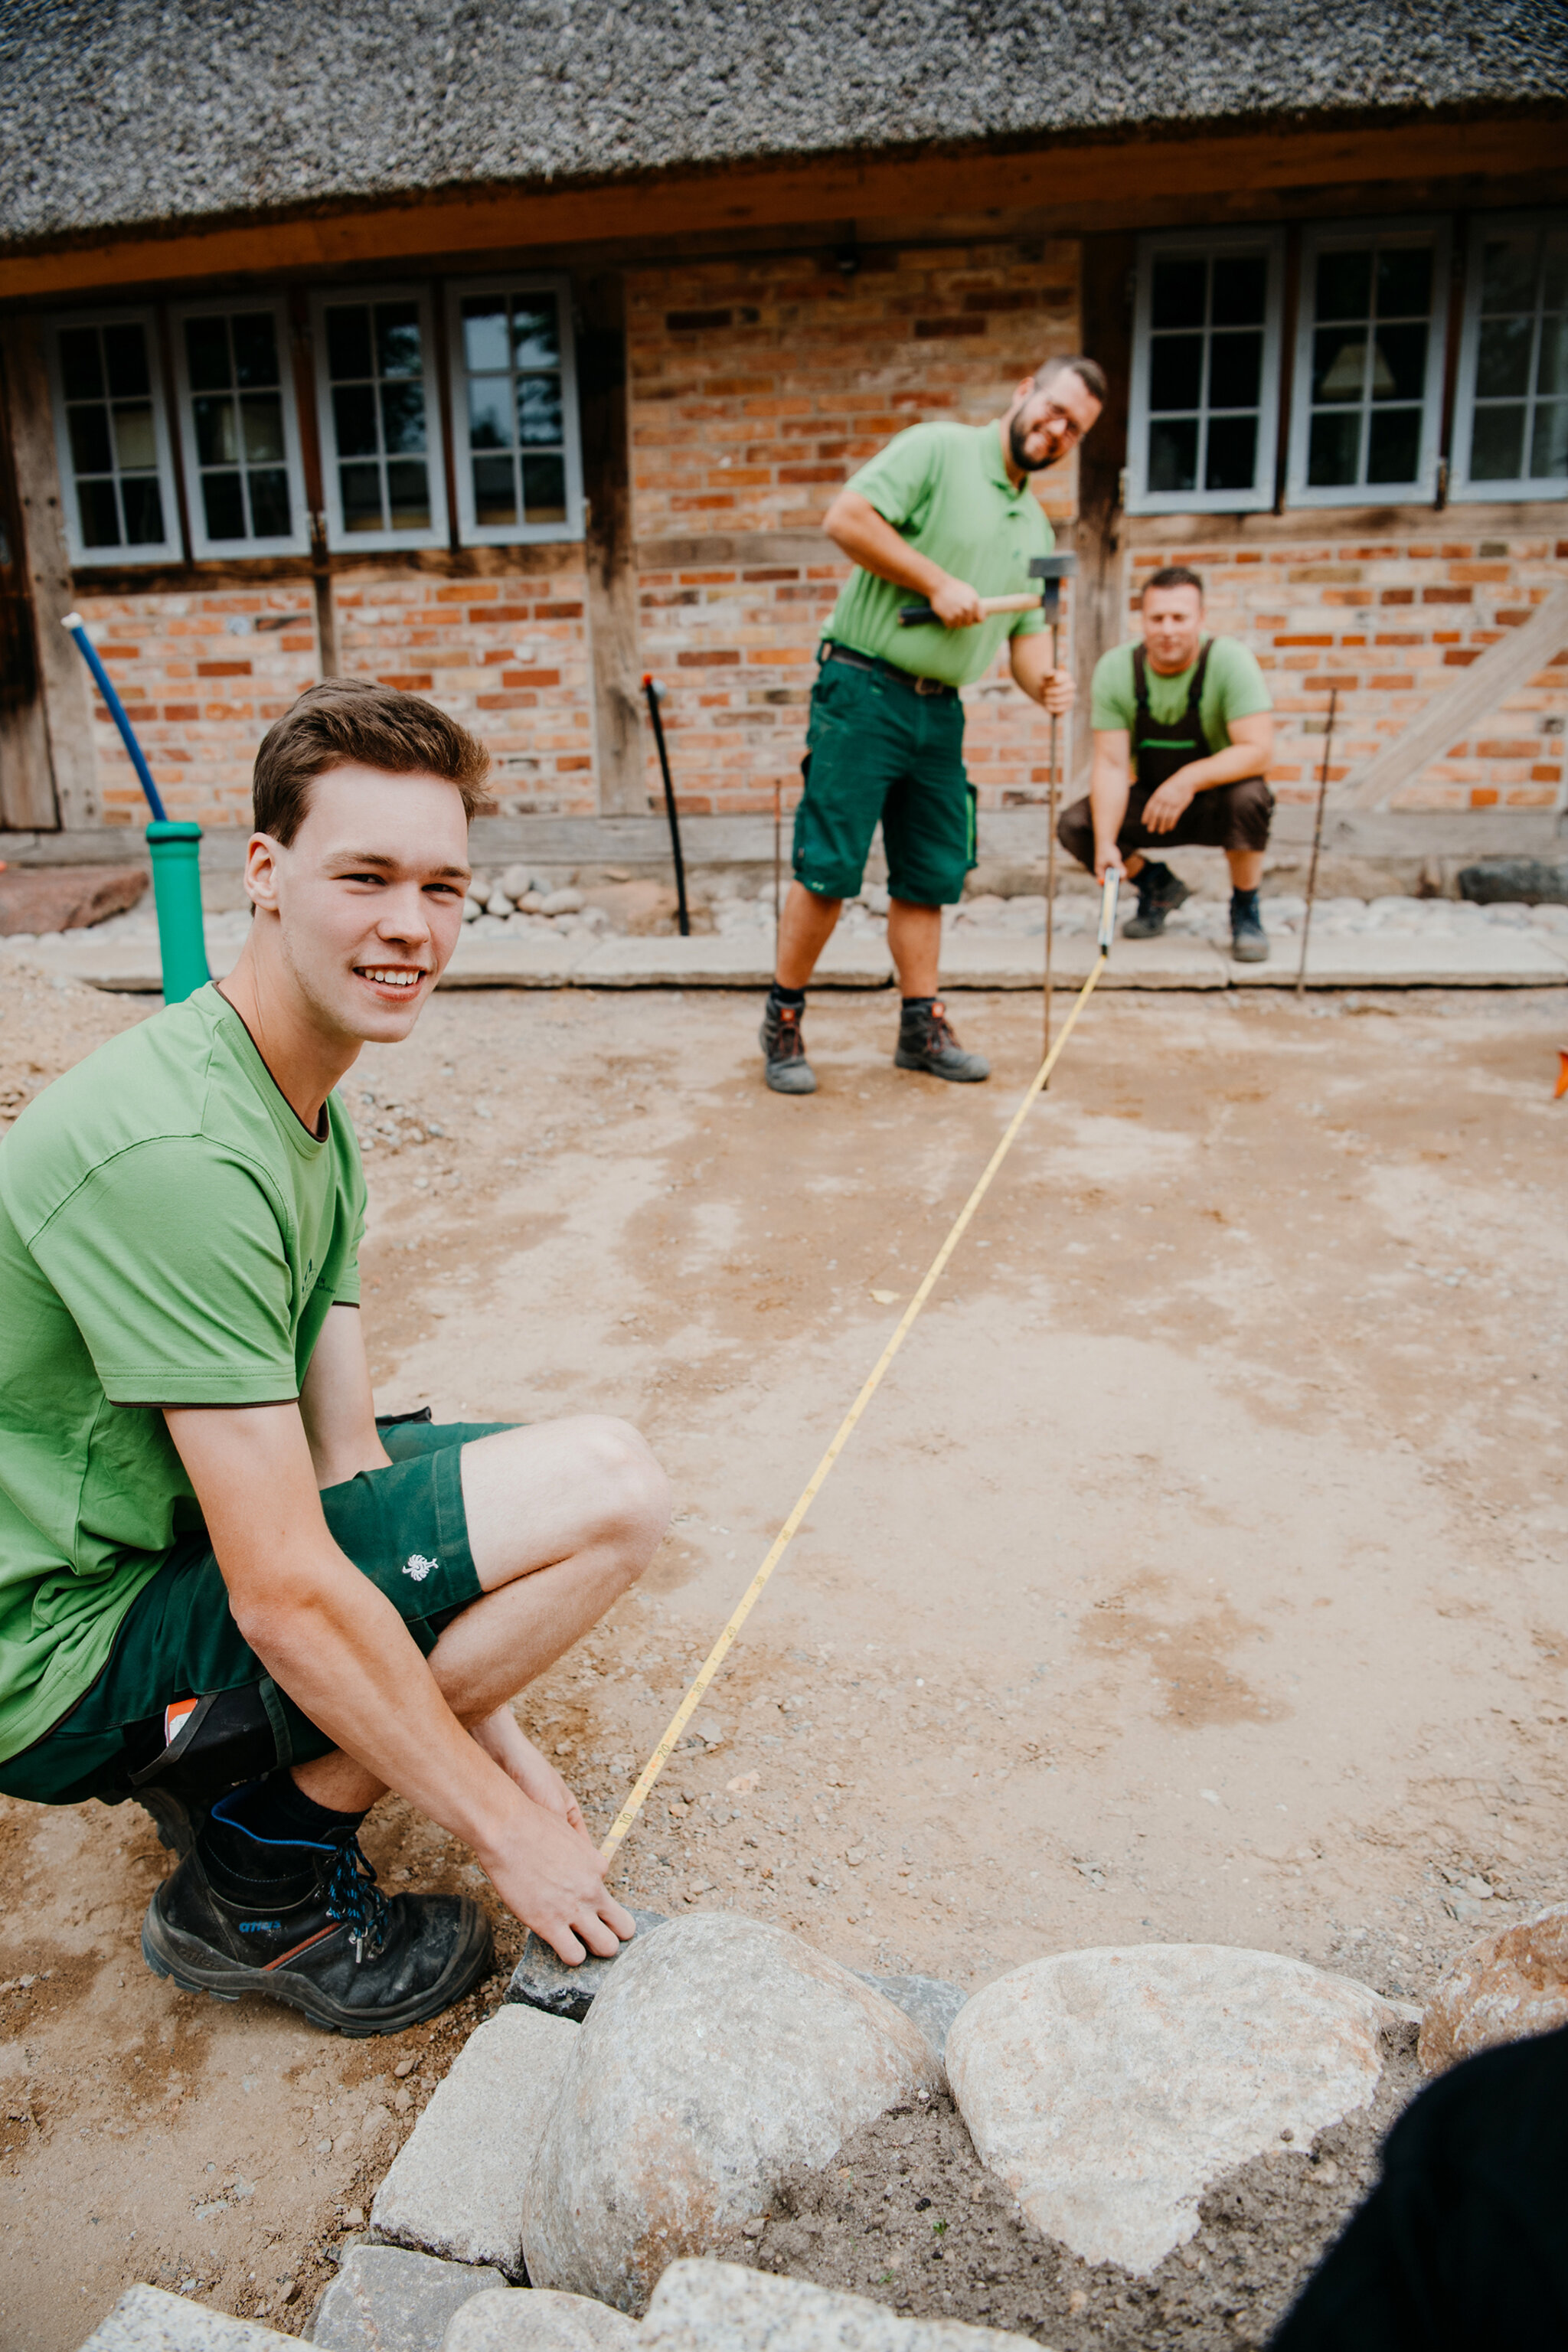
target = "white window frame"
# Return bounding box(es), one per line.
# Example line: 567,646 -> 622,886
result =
170,296 -> 311,560
446,274 -> 583,547
309,284 -> 449,552
45,307 -> 183,567
1287,216 -> 1452,509
1127,228 -> 1285,515
1451,210 -> 1568,504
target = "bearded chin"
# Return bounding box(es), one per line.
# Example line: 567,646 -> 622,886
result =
1009,416 -> 1052,474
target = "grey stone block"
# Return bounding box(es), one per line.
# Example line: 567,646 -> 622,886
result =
372,2008 -> 579,2275
441,2288 -> 639,2350
312,2246 -> 504,2352
506,1911 -> 670,2023
851,1973 -> 969,2063
641,2258 -> 1037,2349
1458,856 -> 1568,904
76,2285 -> 293,2350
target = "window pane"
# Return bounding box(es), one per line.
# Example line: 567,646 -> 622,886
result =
1367,406 -> 1421,484
511,300 -> 560,370
515,373 -> 564,446
122,476 -> 165,545
1149,335 -> 1202,411
468,377 -> 512,449
472,452 -> 517,524
326,305 -> 374,381
67,404 -> 113,474
1530,400 -> 1568,481
1148,416 -> 1198,493
1205,414 -> 1258,492
185,315 -> 231,391
201,471 -> 245,540
1208,331 -> 1262,410
1211,255 -> 1267,327
231,312 -> 279,388
386,459 -> 431,529
1537,317 -> 1568,399
522,452 -> 567,521
1372,323 -> 1427,403
101,322 -> 151,399
1480,235 -> 1537,314
1543,230 -> 1568,314
194,394 -> 238,466
240,396 -> 286,464
1313,329 -> 1367,403
333,383 -> 379,457
1476,315 -> 1534,399
1308,409 -> 1361,485
1315,249 -> 1371,324
462,297 -> 509,373
1375,247 -> 1432,319
1469,404 -> 1526,480
380,381 -> 426,453
247,468 -> 292,537
113,404 -> 157,469
58,326 -> 103,400
1150,256 -> 1205,330
339,461 -> 385,532
376,303 -> 423,377
78,479 -> 121,547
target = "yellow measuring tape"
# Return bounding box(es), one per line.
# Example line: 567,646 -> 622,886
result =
601,884 -> 1119,1866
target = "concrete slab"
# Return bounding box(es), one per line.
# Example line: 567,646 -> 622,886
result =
1232,929 -> 1568,988
939,933 -> 1230,991
573,934 -> 892,988
440,936 -> 591,988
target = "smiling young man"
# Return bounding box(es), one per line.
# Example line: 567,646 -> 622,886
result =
0,681 -> 669,2033
760,356 -> 1104,1095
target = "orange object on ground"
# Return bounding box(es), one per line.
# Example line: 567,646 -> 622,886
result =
1555,1050 -> 1568,1100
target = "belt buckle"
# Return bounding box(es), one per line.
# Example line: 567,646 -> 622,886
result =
914,675 -> 945,697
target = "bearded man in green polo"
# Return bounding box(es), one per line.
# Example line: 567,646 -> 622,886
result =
760,355 -> 1106,1096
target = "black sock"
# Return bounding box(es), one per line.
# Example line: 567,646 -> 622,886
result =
768,982 -> 805,1012
901,995 -> 936,1014
1231,886 -> 1261,917
198,1772 -> 368,1906
1138,860 -> 1172,890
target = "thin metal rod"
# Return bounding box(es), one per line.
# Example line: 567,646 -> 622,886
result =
1295,688 -> 1338,1000
1043,616 -> 1060,1070
643,675 -> 690,938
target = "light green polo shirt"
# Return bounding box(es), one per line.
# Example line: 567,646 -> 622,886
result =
825,421 -> 1054,690
0,984 -> 364,1762
1091,635 -> 1272,765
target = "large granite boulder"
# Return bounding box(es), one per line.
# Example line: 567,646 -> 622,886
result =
1419,1906 -> 1568,2073
640,2258 -> 1037,2350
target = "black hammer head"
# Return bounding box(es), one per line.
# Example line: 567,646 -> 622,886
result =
1028,554 -> 1078,580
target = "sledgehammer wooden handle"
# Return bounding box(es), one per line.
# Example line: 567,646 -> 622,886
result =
897,592 -> 1042,626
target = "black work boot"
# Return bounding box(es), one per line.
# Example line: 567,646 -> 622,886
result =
1123,861 -> 1193,939
893,997 -> 990,1083
1230,887 -> 1270,962
142,1829 -> 492,2037
760,993 -> 817,1094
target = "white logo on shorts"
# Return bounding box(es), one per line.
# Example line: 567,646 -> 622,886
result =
403,1553 -> 437,1583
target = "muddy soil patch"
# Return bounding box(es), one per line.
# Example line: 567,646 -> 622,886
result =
715,2031 -> 1423,2350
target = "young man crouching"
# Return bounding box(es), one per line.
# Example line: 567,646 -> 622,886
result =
0,681 -> 670,2033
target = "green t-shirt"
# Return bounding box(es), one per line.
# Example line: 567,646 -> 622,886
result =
1090,635 -> 1272,769
825,420 -> 1054,690
0,983 -> 365,1762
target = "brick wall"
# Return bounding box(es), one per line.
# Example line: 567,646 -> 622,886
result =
1126,532 -> 1568,813
628,240 -> 1083,817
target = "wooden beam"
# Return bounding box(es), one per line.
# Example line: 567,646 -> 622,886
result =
1072,231 -> 1135,790
4,116 -> 1562,304
0,335 -> 57,828
1338,583 -> 1568,812
577,270 -> 645,818
0,318 -> 97,828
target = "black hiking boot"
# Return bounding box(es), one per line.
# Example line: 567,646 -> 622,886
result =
893,998 -> 990,1083
1230,888 -> 1270,962
1123,861 -> 1193,939
760,998 -> 817,1094
142,1832 -> 492,2037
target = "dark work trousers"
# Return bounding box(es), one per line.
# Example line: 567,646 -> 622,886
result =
1057,773 -> 1276,871
1270,2025 -> 1568,2349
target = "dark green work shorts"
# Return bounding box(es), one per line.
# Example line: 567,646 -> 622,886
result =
792,652 -> 976,907
0,1418 -> 508,1810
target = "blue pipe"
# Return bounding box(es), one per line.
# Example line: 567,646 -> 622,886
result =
61,611 -> 167,820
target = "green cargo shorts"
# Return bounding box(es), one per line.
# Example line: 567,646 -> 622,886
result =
0,1417 -> 510,1810
792,651 -> 977,907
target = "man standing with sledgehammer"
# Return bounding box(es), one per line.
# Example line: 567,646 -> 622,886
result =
760,357 -> 1106,1095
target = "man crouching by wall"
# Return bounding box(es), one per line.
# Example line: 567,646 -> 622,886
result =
0,681 -> 670,2033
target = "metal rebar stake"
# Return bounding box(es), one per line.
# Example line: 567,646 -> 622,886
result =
1044,619 -> 1060,1067
1295,688 -> 1338,1000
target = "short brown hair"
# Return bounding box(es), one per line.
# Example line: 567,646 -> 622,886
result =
1142,564 -> 1204,603
1037,354 -> 1108,406
253,678 -> 494,845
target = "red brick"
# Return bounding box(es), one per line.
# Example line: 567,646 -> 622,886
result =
196,660 -> 252,678
677,650 -> 741,667
1421,586 -> 1472,604
1469,787 -> 1500,806
499,669 -> 561,689
913,318 -> 988,338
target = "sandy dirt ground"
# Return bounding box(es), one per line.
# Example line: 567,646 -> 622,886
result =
1,966 -> 1564,2349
